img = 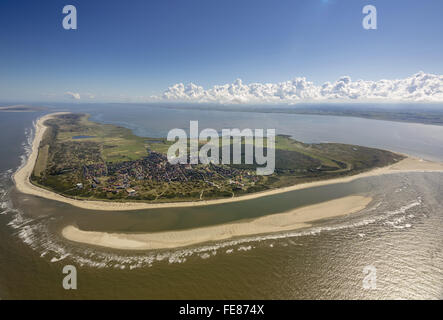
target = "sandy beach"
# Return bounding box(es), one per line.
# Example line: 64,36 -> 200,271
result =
14,112 -> 443,211
62,195 -> 372,250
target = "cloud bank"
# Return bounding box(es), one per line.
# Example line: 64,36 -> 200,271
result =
65,91 -> 81,100
157,72 -> 443,104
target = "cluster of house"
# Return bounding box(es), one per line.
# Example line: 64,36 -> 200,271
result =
77,151 -> 258,196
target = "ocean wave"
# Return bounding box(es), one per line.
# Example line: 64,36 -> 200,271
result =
16,125 -> 35,174
50,254 -> 70,263
0,181 -> 14,215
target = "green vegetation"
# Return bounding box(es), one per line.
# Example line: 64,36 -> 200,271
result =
31,113 -> 404,203
53,114 -> 154,162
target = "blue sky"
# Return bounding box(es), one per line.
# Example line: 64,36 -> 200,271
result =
0,0 -> 442,102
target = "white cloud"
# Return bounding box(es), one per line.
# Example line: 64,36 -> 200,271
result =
156,72 -> 443,104
65,91 -> 81,100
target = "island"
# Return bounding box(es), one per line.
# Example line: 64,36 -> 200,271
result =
13,112 -> 443,212
21,112 -> 403,199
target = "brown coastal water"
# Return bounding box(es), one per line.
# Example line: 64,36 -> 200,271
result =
0,105 -> 442,299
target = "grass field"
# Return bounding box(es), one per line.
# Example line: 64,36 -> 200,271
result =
54,114 -> 153,162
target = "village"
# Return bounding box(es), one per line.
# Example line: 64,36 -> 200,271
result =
79,151 -> 260,198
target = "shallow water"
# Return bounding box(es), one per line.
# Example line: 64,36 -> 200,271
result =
82,103 -> 443,161
0,106 -> 442,299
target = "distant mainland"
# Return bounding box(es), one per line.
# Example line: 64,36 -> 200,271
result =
0,105 -> 47,112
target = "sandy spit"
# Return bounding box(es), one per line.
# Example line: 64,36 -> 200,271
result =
14,112 -> 443,211
62,195 -> 372,250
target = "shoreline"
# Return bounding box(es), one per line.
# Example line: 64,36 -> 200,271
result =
14,112 -> 443,212
62,195 -> 372,250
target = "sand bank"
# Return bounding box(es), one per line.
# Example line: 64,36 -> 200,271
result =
62,195 -> 372,250
14,112 -> 443,211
